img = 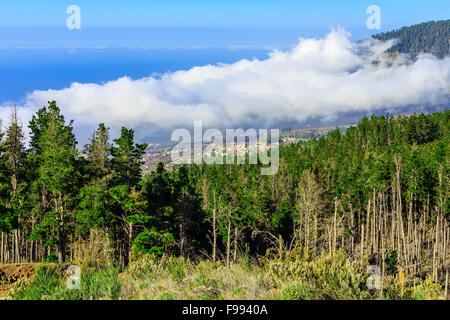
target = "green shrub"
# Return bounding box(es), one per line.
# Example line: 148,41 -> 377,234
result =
264,251 -> 370,299
79,268 -> 121,300
232,286 -> 248,298
163,257 -> 190,283
42,254 -> 59,264
278,283 -> 312,300
412,278 -> 442,300
384,276 -> 443,300
194,272 -> 220,288
158,292 -> 175,300
385,251 -> 398,274
9,264 -> 62,300
10,264 -> 121,300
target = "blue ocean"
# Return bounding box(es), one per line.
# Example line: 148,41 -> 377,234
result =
0,26 -> 328,103
0,47 -> 275,103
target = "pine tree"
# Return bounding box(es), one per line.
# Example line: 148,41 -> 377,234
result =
110,127 -> 147,267
3,107 -> 28,262
76,123 -> 113,234
31,101 -> 79,264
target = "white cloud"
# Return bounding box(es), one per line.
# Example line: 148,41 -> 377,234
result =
15,28 -> 450,138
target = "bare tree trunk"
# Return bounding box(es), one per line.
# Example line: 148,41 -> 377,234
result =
129,223 -> 133,262
350,203 -> 354,256
226,212 -> 231,268
366,199 -> 371,256
57,227 -> 66,265
380,248 -> 385,299
212,192 -> 217,263
0,232 -> 4,263
233,227 -> 238,262
179,218 -> 186,258
361,223 -> 364,261
445,270 -> 448,300
15,229 -> 20,263
314,216 -> 318,256
333,197 -> 337,253
433,217 -> 439,282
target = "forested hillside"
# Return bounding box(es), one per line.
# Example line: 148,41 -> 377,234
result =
373,20 -> 450,58
0,102 -> 449,299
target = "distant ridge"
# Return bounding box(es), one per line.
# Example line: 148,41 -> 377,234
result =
373,19 -> 450,58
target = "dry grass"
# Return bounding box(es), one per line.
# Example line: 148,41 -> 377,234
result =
118,250 -> 446,300
120,257 -> 269,300
5,250 -> 445,300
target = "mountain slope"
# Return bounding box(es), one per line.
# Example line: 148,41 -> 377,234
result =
373,20 -> 450,58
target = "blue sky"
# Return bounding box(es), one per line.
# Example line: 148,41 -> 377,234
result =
1,0 -> 448,29
1,0 -> 448,49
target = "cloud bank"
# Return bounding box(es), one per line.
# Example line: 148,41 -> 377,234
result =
16,28 -> 450,139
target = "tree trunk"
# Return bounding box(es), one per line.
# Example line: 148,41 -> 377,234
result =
179,219 -> 186,258
58,227 -> 66,265
333,197 -> 337,253
226,213 -> 231,267
122,229 -> 130,268
212,206 -> 217,263
0,232 -> 4,263
233,227 -> 238,262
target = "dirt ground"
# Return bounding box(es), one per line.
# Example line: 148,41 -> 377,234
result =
0,263 -> 39,298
